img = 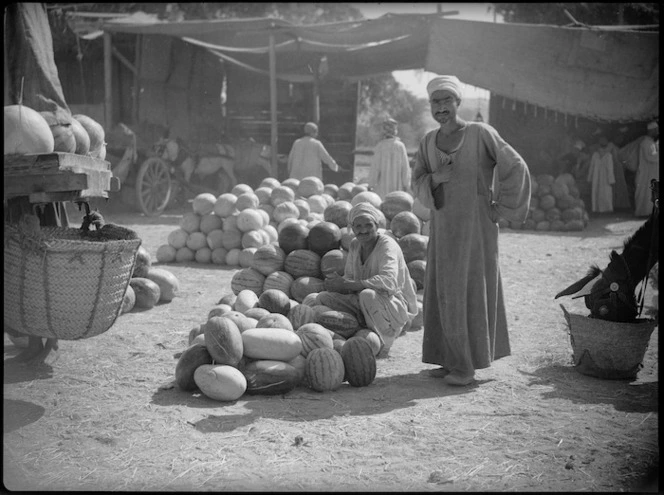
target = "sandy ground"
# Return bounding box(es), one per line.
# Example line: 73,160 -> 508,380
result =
3,205 -> 658,492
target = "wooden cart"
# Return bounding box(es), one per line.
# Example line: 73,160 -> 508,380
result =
4,152 -> 120,207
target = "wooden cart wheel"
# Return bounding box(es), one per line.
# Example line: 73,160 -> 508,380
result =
135,157 -> 172,216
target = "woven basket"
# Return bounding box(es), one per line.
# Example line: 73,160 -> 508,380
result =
560,305 -> 657,380
4,224 -> 141,340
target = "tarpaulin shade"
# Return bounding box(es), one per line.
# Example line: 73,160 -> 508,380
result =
66,11 -> 658,122
425,18 -> 659,122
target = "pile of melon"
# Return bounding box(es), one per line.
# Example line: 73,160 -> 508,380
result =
499,173 -> 589,232
4,104 -> 107,159
155,177 -> 430,291
120,245 -> 181,314
174,289 -> 380,401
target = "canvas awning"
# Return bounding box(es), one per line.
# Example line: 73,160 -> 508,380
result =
67,11 -> 658,122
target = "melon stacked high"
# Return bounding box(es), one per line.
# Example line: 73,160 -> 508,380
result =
498,172 -> 589,232
169,176 -> 431,402
156,177 -> 430,291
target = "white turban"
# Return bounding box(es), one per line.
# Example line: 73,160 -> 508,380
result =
426,75 -> 464,99
348,202 -> 382,226
647,121 -> 658,130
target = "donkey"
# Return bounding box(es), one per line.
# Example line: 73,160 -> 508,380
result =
555,181 -> 659,323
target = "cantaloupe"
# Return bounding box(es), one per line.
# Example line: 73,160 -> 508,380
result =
193,193 -> 217,216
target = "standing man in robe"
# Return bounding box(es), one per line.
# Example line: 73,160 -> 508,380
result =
634,121 -> 659,217
411,75 -> 531,386
287,122 -> 340,180
367,118 -> 411,198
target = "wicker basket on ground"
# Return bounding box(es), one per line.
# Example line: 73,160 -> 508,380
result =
4,223 -> 141,340
560,305 -> 657,380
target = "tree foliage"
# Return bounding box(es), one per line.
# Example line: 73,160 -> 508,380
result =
46,2 -> 425,148
491,2 -> 659,26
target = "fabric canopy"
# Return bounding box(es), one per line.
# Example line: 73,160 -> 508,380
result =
66,11 -> 658,122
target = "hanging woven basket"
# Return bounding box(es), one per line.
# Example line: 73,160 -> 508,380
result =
560,305 -> 657,380
4,223 -> 141,340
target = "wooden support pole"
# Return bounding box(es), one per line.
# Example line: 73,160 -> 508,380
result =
312,58 -> 321,124
269,31 -> 278,177
103,31 -> 112,130
133,34 -> 141,126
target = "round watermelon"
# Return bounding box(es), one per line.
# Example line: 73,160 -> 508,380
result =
278,223 -> 310,255
307,221 -> 342,256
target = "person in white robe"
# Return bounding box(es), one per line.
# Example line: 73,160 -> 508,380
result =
316,203 -> 418,358
587,135 -> 616,213
412,75 -> 531,386
287,122 -> 339,180
367,118 -> 411,198
634,121 -> 659,217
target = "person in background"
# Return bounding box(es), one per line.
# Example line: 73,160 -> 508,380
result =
287,122 -> 339,180
316,202 -> 418,359
606,131 -> 632,211
367,118 -> 411,198
556,139 -> 585,176
587,134 -> 616,214
634,121 -> 659,217
411,75 -> 531,386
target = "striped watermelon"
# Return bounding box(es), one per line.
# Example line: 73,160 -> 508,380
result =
320,249 -> 347,278
262,270 -> 294,297
323,200 -> 353,229
203,317 -> 243,366
381,191 -> 414,221
288,303 -> 316,330
258,289 -> 291,316
284,249 -> 322,278
305,347 -> 345,392
231,267 -> 266,296
307,221 -> 342,256
291,276 -> 325,303
296,323 -> 334,357
316,310 -> 360,339
340,336 -> 376,387
252,244 -> 286,276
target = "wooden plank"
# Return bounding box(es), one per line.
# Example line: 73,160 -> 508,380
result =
4,152 -> 110,174
4,173 -> 88,197
28,191 -> 86,203
4,153 -> 114,199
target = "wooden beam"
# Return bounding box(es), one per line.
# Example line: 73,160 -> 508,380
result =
268,30 -> 278,177
133,34 -> 141,125
103,31 -> 112,130
312,58 -> 321,124
111,45 -> 136,75
4,173 -> 88,198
